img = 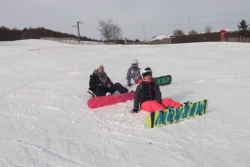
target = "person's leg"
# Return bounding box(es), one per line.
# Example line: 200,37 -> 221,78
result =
141,100 -> 165,112
111,83 -> 128,94
94,87 -> 107,96
107,85 -> 116,94
162,98 -> 182,108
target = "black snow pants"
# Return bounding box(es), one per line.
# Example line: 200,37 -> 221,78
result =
93,83 -> 128,96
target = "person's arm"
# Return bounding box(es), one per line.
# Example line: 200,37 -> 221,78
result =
107,76 -> 113,86
89,75 -> 96,90
89,74 -> 103,89
126,68 -> 132,85
155,84 -> 162,104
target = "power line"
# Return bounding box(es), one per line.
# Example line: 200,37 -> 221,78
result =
113,21 -> 240,27
82,12 -> 250,24
75,20 -> 242,28
191,13 -> 250,19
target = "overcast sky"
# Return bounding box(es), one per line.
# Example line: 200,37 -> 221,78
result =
1,0 -> 250,40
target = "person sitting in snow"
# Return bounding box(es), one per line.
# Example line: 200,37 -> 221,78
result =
130,67 -> 182,113
88,64 -> 128,97
126,59 -> 142,87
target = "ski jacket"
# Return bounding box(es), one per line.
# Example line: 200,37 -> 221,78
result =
89,72 -> 113,91
126,67 -> 141,84
133,79 -> 162,109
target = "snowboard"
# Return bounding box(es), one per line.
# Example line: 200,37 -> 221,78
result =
87,91 -> 135,109
145,100 -> 208,128
154,75 -> 172,86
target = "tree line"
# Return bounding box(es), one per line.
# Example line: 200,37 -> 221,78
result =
0,26 -> 100,41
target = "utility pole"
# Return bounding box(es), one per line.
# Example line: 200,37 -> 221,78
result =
73,21 -> 84,41
189,17 -> 191,32
142,26 -> 145,41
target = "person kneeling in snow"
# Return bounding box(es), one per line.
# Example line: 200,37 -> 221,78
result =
88,64 -> 128,97
126,59 -> 141,87
130,67 -> 182,113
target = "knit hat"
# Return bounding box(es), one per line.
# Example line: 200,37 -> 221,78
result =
97,63 -> 104,70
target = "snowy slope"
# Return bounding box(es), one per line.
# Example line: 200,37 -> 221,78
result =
0,40 -> 250,167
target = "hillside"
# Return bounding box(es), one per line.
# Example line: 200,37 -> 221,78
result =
0,40 -> 250,166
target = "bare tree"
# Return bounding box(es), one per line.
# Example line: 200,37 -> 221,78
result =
97,19 -> 112,41
188,29 -> 198,36
204,25 -> 212,33
111,23 -> 123,41
97,19 -> 123,41
173,29 -> 185,36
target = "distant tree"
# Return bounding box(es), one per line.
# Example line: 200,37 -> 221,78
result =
188,29 -> 198,36
204,25 -> 212,33
97,19 -> 123,41
238,19 -> 249,31
1,25 -> 9,29
173,29 -> 185,36
0,26 -> 101,41
237,19 -> 249,37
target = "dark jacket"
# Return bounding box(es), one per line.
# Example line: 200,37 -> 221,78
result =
89,72 -> 113,91
133,79 -> 161,109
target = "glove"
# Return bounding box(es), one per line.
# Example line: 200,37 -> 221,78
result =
183,101 -> 192,106
130,108 -> 139,113
127,83 -> 132,87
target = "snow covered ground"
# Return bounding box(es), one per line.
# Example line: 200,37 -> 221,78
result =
0,39 -> 250,167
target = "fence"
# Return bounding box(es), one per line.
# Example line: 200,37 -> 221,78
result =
146,38 -> 171,45
126,38 -> 171,45
41,37 -> 171,45
42,36 -> 250,45
227,37 -> 250,43
40,37 -> 104,45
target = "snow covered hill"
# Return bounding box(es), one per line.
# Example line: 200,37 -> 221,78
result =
0,39 -> 250,167
145,34 -> 172,42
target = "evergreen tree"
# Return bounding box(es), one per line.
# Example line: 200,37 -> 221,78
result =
238,19 -> 249,37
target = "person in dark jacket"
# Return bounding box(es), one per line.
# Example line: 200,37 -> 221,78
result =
130,67 -> 182,113
88,64 -> 128,97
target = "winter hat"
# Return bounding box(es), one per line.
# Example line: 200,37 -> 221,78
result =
141,67 -> 152,77
97,63 -> 104,70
